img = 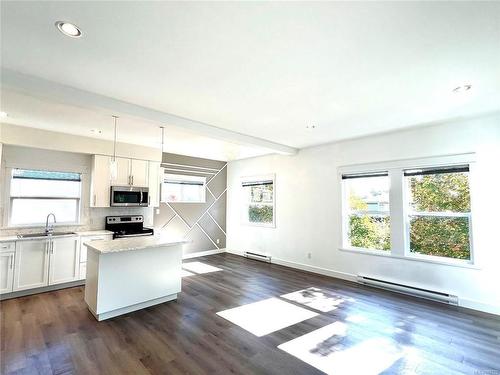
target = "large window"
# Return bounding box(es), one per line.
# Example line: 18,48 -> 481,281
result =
9,169 -> 82,226
340,156 -> 474,265
342,172 -> 390,251
161,174 -> 206,203
242,175 -> 275,227
405,166 -> 471,260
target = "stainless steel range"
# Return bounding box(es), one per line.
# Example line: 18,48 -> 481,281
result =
105,215 -> 154,239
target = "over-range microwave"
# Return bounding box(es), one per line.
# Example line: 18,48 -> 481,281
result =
110,186 -> 149,207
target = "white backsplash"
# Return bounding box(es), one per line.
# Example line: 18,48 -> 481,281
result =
0,207 -> 154,236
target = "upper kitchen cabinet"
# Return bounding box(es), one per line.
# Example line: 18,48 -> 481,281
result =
130,159 -> 149,187
148,161 -> 161,207
113,157 -> 131,186
91,155 -> 153,207
111,157 -> 149,187
91,155 -> 111,207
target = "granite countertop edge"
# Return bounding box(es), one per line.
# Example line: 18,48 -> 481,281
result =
84,237 -> 189,254
0,230 -> 114,243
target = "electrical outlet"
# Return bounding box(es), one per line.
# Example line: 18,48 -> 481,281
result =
307,252 -> 312,259
216,238 -> 220,245
155,208 -> 160,215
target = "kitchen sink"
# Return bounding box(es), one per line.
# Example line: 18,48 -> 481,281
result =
17,231 -> 76,239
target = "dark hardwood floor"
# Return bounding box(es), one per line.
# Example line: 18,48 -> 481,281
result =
1,253 -> 500,375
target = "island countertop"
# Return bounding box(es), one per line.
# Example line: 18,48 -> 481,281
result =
84,235 -> 188,254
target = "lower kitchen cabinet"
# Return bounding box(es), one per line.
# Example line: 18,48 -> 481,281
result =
78,234 -> 112,280
13,239 -> 50,291
0,249 -> 15,293
12,236 -> 80,292
49,236 -> 80,285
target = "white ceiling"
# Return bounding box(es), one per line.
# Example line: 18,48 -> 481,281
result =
1,1 -> 500,154
0,90 -> 274,161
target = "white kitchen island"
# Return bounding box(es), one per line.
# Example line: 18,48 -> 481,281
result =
84,236 -> 186,321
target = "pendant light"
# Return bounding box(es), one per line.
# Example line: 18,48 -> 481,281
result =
110,115 -> 119,180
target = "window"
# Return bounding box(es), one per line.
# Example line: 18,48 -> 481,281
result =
340,155 -> 475,265
242,175 -> 275,227
161,174 -> 206,203
404,166 -> 471,260
342,172 -> 390,251
9,169 -> 82,226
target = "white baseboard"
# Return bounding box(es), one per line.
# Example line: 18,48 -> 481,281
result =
226,248 -> 244,256
183,248 -> 226,259
272,257 -> 357,283
459,297 -> 500,315
226,248 -> 356,282
225,249 -> 500,316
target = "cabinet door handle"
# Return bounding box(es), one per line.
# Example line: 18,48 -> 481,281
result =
9,254 -> 14,269
51,241 -> 54,254
131,175 -> 134,185
93,194 -> 97,206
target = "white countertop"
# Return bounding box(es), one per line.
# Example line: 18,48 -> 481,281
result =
77,230 -> 114,237
84,235 -> 188,254
0,230 -> 114,243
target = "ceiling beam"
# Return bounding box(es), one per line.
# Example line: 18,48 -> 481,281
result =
1,69 -> 297,155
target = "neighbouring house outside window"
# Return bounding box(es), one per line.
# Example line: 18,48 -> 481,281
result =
340,155 -> 475,265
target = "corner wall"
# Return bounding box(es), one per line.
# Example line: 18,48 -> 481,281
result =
154,153 -> 227,256
226,113 -> 500,314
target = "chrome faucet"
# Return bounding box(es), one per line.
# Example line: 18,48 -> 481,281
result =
45,213 -> 56,234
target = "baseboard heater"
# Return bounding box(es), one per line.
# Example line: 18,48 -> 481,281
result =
244,251 -> 272,263
357,275 -> 458,305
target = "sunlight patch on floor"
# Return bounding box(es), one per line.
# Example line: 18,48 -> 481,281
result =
182,261 -> 223,274
217,297 -> 318,337
281,287 -> 345,312
278,322 -> 402,375
181,269 -> 195,277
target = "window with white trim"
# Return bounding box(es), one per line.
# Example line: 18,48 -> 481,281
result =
241,175 -> 275,227
342,172 -> 390,251
404,166 -> 472,260
9,169 -> 82,226
161,174 -> 206,203
340,156 -> 474,264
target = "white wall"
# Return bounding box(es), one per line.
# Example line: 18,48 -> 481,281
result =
0,123 -> 161,161
0,145 -> 152,234
227,113 -> 500,314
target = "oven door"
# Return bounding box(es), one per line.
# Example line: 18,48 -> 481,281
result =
111,186 -> 148,207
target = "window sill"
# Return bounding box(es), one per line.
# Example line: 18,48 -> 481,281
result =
1,223 -> 83,230
338,247 -> 480,270
241,222 -> 276,228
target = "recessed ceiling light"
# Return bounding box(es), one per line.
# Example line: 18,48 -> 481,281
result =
306,124 -> 316,129
90,129 -> 102,134
0,111 -> 7,118
55,21 -> 82,38
452,84 -> 472,93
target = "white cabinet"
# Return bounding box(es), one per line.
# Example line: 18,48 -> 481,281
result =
78,234 -> 113,280
49,236 -> 80,285
148,161 -> 161,207
13,239 -> 50,291
91,155 -> 111,208
79,234 -> 113,263
113,157 -> 131,186
0,244 -> 15,294
131,159 -> 149,187
91,155 -> 152,206
12,236 -> 80,292
110,157 -> 149,187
